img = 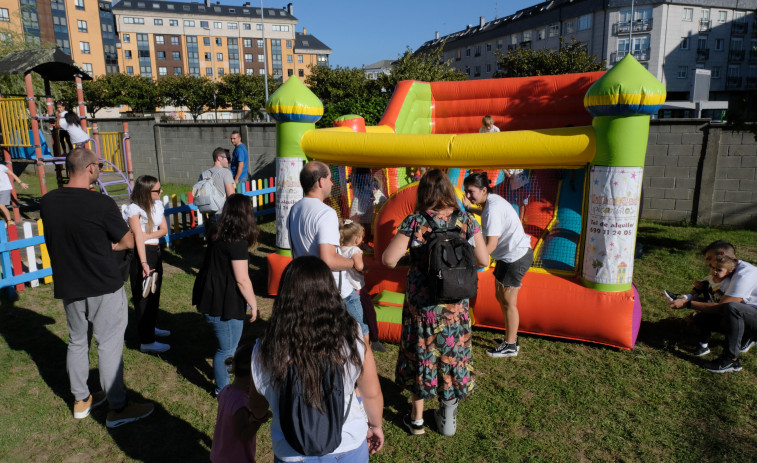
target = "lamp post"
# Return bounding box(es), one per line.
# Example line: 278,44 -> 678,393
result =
260,0 -> 270,121
203,26 -> 218,120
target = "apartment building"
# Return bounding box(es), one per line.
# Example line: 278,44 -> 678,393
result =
112,0 -> 330,82
0,0 -> 118,76
416,0 -> 757,104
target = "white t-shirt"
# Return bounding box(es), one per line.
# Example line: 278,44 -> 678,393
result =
58,117 -> 89,144
251,334 -> 368,462
289,197 -> 352,299
340,245 -> 365,291
725,260 -> 757,308
482,193 -> 531,262
123,200 -> 164,245
0,165 -> 11,192
479,125 -> 500,133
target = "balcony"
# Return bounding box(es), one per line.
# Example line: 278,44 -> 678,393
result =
747,77 -> 757,88
612,18 -> 653,35
699,19 -> 711,32
750,50 -> 757,63
611,49 -> 651,63
696,48 -> 709,61
520,41 -> 532,49
731,22 -> 747,35
725,76 -> 742,88
729,49 -> 745,61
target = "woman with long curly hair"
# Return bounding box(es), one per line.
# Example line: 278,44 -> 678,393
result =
125,175 -> 169,353
382,169 -> 489,437
193,194 -> 259,396
250,256 -> 384,461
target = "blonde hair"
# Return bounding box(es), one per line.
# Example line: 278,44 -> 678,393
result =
482,115 -> 494,127
712,255 -> 738,271
339,220 -> 364,246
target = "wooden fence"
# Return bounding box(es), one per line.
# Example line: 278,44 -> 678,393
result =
0,178 -> 276,296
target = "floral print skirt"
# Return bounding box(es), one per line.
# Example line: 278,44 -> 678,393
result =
394,293 -> 476,401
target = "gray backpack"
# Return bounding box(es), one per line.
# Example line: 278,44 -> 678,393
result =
192,169 -> 226,214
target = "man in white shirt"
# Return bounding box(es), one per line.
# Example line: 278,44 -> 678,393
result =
288,161 -> 369,340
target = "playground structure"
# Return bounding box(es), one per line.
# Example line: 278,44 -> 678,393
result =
0,48 -> 133,218
266,55 -> 666,350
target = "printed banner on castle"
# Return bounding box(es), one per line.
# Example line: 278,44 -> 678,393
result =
275,157 -> 304,249
581,166 -> 643,286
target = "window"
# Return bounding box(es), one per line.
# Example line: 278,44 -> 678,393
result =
218,68 -> 224,76
215,38 -> 222,46
75,0 -> 84,10
258,54 -> 264,62
243,23 -> 251,30
734,11 -> 745,23
564,19 -> 576,34
548,23 -> 559,37
244,39 -> 252,47
172,51 -> 180,60
298,69 -> 304,77
683,8 -> 693,21
680,37 -> 689,50
718,11 -> 727,23
698,37 -> 707,50
715,38 -> 724,51
272,25 -> 289,31
244,54 -> 253,62
157,51 -> 166,60
0,8 -> 8,22
465,48 -> 471,57
214,22 -> 222,29
123,34 -> 130,43
126,66 -> 134,75
155,35 -> 164,45
521,32 -> 530,43
727,65 -> 739,77
123,17 -> 145,24
287,55 -> 292,63
80,42 -> 90,54
169,19 -> 178,27
171,36 -> 179,46
158,66 -> 167,76
286,40 -> 292,49
287,69 -> 293,76
82,63 -> 93,74
537,29 -> 544,40
77,20 -> 87,32
203,37 -> 210,46
712,66 -> 721,78
200,20 -> 209,29
701,9 -> 710,21
140,66 -> 151,76
228,22 -> 237,29
184,20 -> 195,27
256,24 -> 263,30
578,14 -> 591,31
259,68 -> 265,75
246,69 -> 254,75
174,67 -> 182,75
206,67 -> 213,76
217,53 -> 223,61
154,19 -> 162,26
125,50 -> 132,59
297,55 -> 303,63
204,52 -> 211,61
677,66 -> 688,78
257,39 -> 264,48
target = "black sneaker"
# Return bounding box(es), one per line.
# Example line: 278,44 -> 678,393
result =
664,290 -> 683,301
739,338 -> 756,354
704,357 -> 742,373
691,344 -> 710,357
371,341 -> 387,353
487,340 -> 519,358
402,413 -> 425,435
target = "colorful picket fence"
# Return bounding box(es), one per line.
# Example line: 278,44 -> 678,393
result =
0,178 -> 277,294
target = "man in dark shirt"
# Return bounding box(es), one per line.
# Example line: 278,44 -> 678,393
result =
40,148 -> 153,428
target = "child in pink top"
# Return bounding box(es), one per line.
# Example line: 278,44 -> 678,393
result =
211,344 -> 271,463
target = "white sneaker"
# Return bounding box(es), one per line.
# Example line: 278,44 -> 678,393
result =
154,327 -> 171,337
140,341 -> 170,353
150,272 -> 159,294
141,274 -> 152,298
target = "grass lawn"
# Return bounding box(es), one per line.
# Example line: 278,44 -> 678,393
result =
1,211 -> 756,462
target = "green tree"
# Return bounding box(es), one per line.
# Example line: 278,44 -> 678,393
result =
378,43 -> 467,93
57,74 -> 122,118
494,38 -> 605,77
155,75 -> 213,121
216,73 -> 279,119
305,65 -> 380,108
103,74 -> 161,114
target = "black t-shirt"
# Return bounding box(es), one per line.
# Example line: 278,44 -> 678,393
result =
192,239 -> 250,320
40,187 -> 130,300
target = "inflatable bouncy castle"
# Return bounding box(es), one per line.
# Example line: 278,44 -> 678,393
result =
266,55 -> 666,350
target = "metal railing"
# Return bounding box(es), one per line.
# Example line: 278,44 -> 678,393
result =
613,18 -> 653,35
611,49 -> 651,63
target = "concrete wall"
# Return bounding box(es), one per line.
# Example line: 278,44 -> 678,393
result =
83,117 -> 756,229
642,119 -> 757,228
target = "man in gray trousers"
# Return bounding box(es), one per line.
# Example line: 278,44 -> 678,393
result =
40,148 -> 154,427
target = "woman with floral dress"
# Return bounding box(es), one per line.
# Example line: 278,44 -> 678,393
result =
382,169 -> 489,437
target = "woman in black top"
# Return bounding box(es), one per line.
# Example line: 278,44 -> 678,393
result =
193,194 -> 259,396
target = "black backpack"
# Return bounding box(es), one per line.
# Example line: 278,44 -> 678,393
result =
279,361 -> 353,456
414,211 -> 478,303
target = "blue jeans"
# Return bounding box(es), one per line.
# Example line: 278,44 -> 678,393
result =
344,290 -> 369,338
274,441 -> 368,463
204,314 -> 244,394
